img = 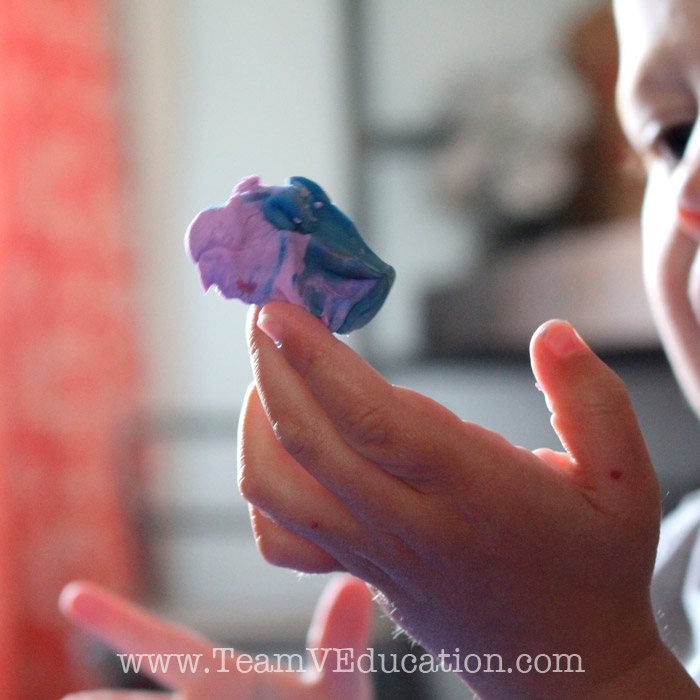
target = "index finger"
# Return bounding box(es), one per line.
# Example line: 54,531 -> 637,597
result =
59,582 -> 218,690
249,302 -> 505,483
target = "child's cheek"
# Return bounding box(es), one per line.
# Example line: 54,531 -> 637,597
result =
641,166 -> 678,252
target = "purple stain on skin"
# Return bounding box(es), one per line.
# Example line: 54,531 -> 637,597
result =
185,175 -> 395,333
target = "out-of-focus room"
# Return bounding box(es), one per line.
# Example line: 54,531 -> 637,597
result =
4,1 -> 700,698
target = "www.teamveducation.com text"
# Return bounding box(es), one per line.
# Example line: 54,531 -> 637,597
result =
118,648 -> 585,676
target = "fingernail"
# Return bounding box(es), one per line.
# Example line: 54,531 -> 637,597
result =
541,322 -> 586,358
58,582 -> 80,616
59,585 -> 100,622
257,309 -> 284,347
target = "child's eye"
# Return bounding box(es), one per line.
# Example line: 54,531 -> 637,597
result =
654,122 -> 695,162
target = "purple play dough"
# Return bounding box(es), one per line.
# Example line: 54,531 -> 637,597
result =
185,175 -> 395,333
186,176 -> 309,308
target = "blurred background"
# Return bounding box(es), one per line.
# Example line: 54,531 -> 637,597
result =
4,1 -> 700,698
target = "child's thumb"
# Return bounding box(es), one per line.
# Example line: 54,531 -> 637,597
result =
529,320 -> 656,491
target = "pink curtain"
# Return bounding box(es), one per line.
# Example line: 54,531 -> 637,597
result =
0,1 -> 142,697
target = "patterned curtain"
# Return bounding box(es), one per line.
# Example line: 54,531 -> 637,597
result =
0,1 -> 142,697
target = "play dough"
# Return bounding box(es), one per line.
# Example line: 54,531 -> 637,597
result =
186,175 -> 395,333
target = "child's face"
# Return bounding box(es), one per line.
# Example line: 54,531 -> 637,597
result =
615,0 -> 700,416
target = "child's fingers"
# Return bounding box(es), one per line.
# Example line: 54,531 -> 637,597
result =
238,383 -> 359,520
238,386 -> 419,584
244,328 -> 423,526
530,320 -> 659,502
238,384 -> 373,538
59,582 -> 213,689
248,504 -> 345,573
252,303 -> 394,450
532,447 -> 573,474
305,576 -> 373,653
248,303 -> 498,487
305,576 -> 374,700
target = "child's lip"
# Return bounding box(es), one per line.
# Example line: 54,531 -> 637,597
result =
679,207 -> 700,229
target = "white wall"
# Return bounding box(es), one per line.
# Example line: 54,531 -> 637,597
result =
116,0 -> 349,414
365,0 -> 601,129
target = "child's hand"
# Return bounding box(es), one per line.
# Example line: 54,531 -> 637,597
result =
238,302 -> 689,699
59,575 -> 374,700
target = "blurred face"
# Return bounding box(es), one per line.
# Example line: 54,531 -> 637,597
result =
615,0 -> 700,416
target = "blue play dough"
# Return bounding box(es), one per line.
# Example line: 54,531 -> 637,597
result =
261,177 -> 396,333
186,175 -> 395,334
